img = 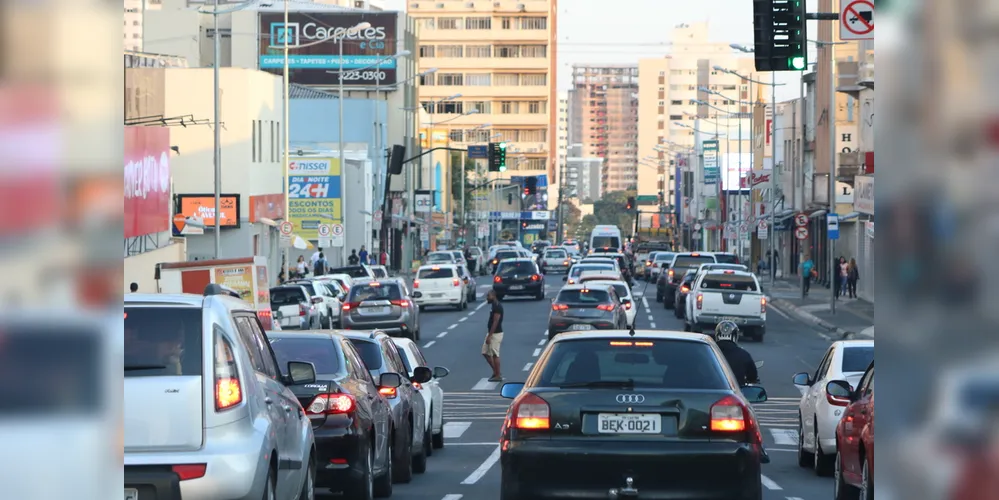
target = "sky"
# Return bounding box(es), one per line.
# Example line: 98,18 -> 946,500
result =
383,0 -> 811,102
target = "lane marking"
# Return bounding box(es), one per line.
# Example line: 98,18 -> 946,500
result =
538,339 -> 547,346
523,362 -> 533,371
542,329 -> 549,337
476,302 -> 487,310
448,324 -> 458,329
443,421 -> 472,438
423,341 -> 436,348
532,348 -> 541,357
442,495 -> 463,500
770,428 -> 798,446
787,497 -> 804,500
460,446 -> 501,485
471,378 -> 499,391
459,317 -> 467,323
650,322 -> 656,328
641,297 -> 650,309
647,315 -> 654,321
760,474 -> 782,490
437,332 -> 448,338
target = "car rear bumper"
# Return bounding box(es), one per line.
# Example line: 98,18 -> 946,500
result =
502,439 -> 762,500
548,318 -> 617,337
314,426 -> 365,489
494,282 -> 544,296
342,318 -> 413,336
125,441 -> 269,500
124,467 -> 182,500
694,314 -> 766,330
413,290 -> 462,306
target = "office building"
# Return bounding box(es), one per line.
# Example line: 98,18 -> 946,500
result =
554,90 -> 569,207
569,64 -> 639,194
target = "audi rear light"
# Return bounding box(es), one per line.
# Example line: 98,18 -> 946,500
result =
390,299 -> 409,307
214,333 -> 242,411
413,280 -> 420,289
307,393 -> 356,415
342,302 -> 360,311
760,297 -> 767,313
171,464 -> 207,481
696,293 -> 703,310
511,393 -> 550,430
552,303 -> 569,311
494,276 -> 502,283
530,274 -> 541,281
596,304 -> 615,312
710,395 -> 747,432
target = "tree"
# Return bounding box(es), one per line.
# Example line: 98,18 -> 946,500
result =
558,201 -> 582,238
576,214 -> 598,240
592,190 -> 638,237
449,154 -> 477,223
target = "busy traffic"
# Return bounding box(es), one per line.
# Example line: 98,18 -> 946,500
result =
125,224 -> 872,500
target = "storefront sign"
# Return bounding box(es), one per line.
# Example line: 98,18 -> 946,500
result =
288,157 -> 341,239
740,171 -> 773,190
853,175 -> 874,215
125,126 -> 171,238
177,194 -> 241,228
214,266 -> 255,302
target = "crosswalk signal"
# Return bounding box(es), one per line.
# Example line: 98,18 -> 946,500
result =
754,0 -> 807,72
488,142 -> 507,172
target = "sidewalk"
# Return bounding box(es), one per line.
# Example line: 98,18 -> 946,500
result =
765,277 -> 874,340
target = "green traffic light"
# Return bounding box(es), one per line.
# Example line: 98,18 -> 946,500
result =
499,165 -> 507,172
790,57 -> 806,70
498,142 -> 507,149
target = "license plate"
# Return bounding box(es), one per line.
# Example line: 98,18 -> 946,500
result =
431,293 -> 443,298
569,324 -> 594,331
124,489 -> 138,500
510,285 -> 525,290
363,307 -> 389,314
597,413 -> 661,434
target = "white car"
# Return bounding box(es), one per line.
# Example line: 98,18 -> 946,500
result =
540,247 -> 571,273
317,273 -> 355,294
413,264 -> 467,310
792,339 -> 875,475
467,246 -> 486,274
425,251 -> 460,265
285,278 -> 343,329
391,338 -> 449,450
685,270 -> 767,340
647,251 -> 676,281
581,279 -> 637,328
564,262 -> 616,285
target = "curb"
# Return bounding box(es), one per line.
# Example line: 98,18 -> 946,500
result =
771,298 -> 856,340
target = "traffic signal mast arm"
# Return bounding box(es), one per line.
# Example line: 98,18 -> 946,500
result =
401,146 -> 468,165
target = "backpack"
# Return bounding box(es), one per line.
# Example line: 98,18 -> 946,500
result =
313,258 -> 327,276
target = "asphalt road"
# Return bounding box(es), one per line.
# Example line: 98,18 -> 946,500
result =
371,275 -> 837,500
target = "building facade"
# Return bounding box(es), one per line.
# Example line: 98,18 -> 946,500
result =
554,90 -> 569,206
570,64 -> 639,194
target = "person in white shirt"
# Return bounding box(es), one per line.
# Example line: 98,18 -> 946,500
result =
310,248 -> 322,268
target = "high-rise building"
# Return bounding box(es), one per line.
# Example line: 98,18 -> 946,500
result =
636,23 -> 763,229
554,91 -> 569,206
569,64 -> 639,195
124,0 -> 161,52
409,0 -> 558,182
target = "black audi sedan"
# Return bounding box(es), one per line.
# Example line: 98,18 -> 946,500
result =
547,283 -> 628,340
498,330 -> 770,500
267,330 -> 401,498
492,258 -> 546,300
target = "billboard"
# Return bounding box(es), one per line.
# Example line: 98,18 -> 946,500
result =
124,126 -> 171,238
176,194 -> 241,228
288,157 -> 342,239
258,11 -> 399,87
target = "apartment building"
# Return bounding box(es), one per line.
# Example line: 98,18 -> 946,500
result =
124,0 -> 161,52
409,0 -> 558,182
636,23 -> 762,229
553,91 -> 569,206
569,64 -> 639,195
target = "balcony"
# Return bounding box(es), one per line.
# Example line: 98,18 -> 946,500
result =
835,60 -> 865,96
837,151 -> 863,180
418,28 -> 550,43
419,56 -> 549,71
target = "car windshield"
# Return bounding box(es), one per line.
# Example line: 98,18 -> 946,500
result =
372,268 -> 387,278
713,254 -> 740,264
124,307 -> 204,377
418,267 -> 455,279
673,255 -> 715,269
535,338 -> 728,390
591,236 -> 620,249
498,261 -> 536,276
349,283 -> 403,302
270,287 -> 307,306
571,264 -> 614,277
427,253 -> 453,263
269,337 -> 341,375
347,339 -> 384,371
700,274 -> 758,291
545,249 -> 567,258
556,288 -> 611,304
654,253 -> 676,262
842,346 -> 875,373
330,266 -> 369,278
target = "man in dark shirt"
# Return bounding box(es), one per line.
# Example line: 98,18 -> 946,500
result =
483,290 -> 504,382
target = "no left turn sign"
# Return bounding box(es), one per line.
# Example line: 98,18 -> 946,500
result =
841,0 -> 874,40
795,226 -> 809,240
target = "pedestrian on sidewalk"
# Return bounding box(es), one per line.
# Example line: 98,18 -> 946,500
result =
483,290 -> 505,382
801,255 -> 815,296
847,258 -> 859,299
348,249 -> 360,265
294,255 -> 309,279
313,252 -> 328,277
380,249 -> 389,267
837,257 -> 849,298
358,246 -> 369,266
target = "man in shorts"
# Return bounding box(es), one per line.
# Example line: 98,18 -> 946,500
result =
483,290 -> 504,382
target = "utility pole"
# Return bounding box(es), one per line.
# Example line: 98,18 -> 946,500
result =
556,161 -> 566,243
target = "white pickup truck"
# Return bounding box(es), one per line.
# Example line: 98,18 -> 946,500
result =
685,270 -> 767,341
540,247 -> 571,273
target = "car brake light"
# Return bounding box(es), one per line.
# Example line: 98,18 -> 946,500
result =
552,303 -> 569,311
563,260 -> 569,265
299,303 -> 308,316
710,395 -> 747,432
390,299 -> 409,307
342,302 -> 360,311
413,280 -> 420,289
696,293 -> 703,310
379,386 -> 398,398
668,269 -> 674,279
624,302 -> 632,310
494,276 -> 502,283
531,274 -> 541,281
681,286 -> 690,293
691,253 -> 700,256
172,464 -> 207,481
307,393 -> 356,415
760,297 -> 767,313
596,304 -> 615,311
452,278 -> 461,287
511,393 -> 550,429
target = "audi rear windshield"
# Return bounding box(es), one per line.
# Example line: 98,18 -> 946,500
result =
700,274 -> 758,292
534,339 -> 728,390
556,289 -> 611,304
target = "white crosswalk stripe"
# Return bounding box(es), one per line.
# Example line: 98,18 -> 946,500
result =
442,421 -> 472,439
443,392 -> 509,422
752,397 -> 799,428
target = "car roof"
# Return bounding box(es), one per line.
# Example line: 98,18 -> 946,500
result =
125,293 -> 208,308
560,282 -> 613,291
703,269 -> 756,277
352,277 -> 404,285
500,258 -> 536,263
266,330 -> 340,341
832,339 -> 875,348
582,279 -> 629,289
551,329 -> 714,344
419,263 -> 458,269
340,330 -> 389,341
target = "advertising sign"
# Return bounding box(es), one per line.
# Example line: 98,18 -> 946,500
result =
288,157 -> 342,239
177,194 -> 241,228
258,12 -> 399,87
702,140 -> 719,185
214,265 -> 255,302
249,193 -> 285,223
124,126 -> 171,238
415,191 -> 432,212
853,175 -> 874,214
739,170 -> 773,190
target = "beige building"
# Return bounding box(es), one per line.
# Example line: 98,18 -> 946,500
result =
636,23 -> 763,228
408,0 -> 558,184
553,90 -> 569,206
124,0 -> 161,52
569,65 -> 639,194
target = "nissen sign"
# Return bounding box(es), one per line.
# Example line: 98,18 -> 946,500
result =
289,159 -> 335,175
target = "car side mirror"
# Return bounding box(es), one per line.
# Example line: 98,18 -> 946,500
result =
379,372 -> 403,388
286,361 -> 317,385
311,296 -> 323,304
500,382 -> 525,399
791,372 -> 812,387
825,380 -> 854,403
740,385 -> 768,403
412,366 -> 433,384
432,366 -> 450,378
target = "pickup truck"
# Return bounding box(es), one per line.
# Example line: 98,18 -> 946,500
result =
685,270 -> 767,341
540,247 -> 571,273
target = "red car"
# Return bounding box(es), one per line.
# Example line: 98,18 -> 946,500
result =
830,360 -> 874,500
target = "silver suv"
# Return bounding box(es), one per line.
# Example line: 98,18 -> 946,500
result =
124,285 -> 319,500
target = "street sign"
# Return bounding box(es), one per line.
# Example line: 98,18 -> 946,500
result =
757,220 -> 769,230
317,223 -> 332,247
795,226 -> 809,240
758,224 -> 768,240
841,0 -> 874,40
467,145 -> 488,159
694,223 -> 702,231
374,210 -> 383,225
279,220 -> 294,236
794,213 -> 809,227
827,213 -> 840,240
330,223 -> 345,247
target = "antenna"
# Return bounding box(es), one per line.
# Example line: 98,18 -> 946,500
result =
628,325 -> 636,337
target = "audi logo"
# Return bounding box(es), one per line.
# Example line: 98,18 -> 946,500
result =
615,394 -> 645,404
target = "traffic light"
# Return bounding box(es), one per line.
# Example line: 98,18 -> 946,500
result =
754,0 -> 807,72
625,196 -> 635,211
488,142 -> 507,172
525,176 -> 538,195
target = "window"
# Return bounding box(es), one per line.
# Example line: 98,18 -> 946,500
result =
521,45 -> 547,57
465,73 -> 491,86
465,16 -> 491,29
722,85 -> 737,90
348,339 -> 384,372
466,101 -> 490,113
814,347 -> 834,380
497,261 -> 538,276
419,73 -> 434,86
417,18 -> 435,30
466,129 -> 490,142
520,74 -> 546,86
380,338 -> 408,373
438,17 -> 461,29
466,45 -> 491,58
420,101 -> 435,113
500,16 -> 512,29
269,337 -> 342,375
499,101 -> 516,114
671,100 -> 682,105
233,316 -> 270,377
556,288 -> 611,303
518,17 -> 547,29
419,45 -> 435,57
528,101 -> 544,114
496,45 -> 520,58
699,274 -> 758,292
658,76 -> 665,85
494,73 -> 519,86
124,307 -> 204,377
520,129 -> 545,142
448,129 -> 464,142
348,282 -> 404,302
418,267 -> 456,279
437,44 -> 463,58
342,339 -> 375,384
437,73 -> 463,86
841,346 -> 874,373
669,114 -> 683,121
438,101 -> 463,114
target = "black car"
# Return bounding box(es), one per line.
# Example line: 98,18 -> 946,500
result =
672,270 -> 697,318
343,331 -> 432,483
658,252 -> 716,307
547,283 -> 628,340
492,258 -> 546,300
488,250 -> 522,274
330,265 -> 374,279
267,331 -> 401,498
498,331 -> 770,500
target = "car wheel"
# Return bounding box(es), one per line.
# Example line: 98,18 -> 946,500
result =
392,424 -> 413,483
860,456 -> 873,500
432,424 -> 444,450
373,438 -> 392,498
797,416 -> 813,467
299,453 -> 315,500
535,290 -> 545,301
834,448 -> 858,500
813,421 -> 834,476
345,443 -> 374,500
412,427 -> 428,474
262,467 -> 276,500
655,291 -> 662,302
418,305 -> 426,312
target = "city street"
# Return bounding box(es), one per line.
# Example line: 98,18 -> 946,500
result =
353,277 -> 837,500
